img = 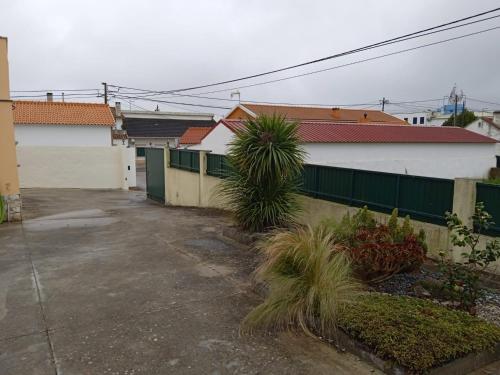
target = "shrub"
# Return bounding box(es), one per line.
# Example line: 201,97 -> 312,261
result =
438,203 -> 500,313
241,225 -> 361,337
339,293 -> 500,372
219,114 -> 305,232
324,207 -> 427,283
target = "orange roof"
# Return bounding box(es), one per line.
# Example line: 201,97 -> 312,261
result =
13,101 -> 115,126
227,103 -> 407,125
179,126 -> 213,144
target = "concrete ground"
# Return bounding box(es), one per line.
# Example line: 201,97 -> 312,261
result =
0,188 -> 384,375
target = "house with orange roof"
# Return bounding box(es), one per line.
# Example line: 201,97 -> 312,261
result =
178,126 -> 214,149
225,103 -> 407,124
13,97 -> 115,146
12,96 -> 136,189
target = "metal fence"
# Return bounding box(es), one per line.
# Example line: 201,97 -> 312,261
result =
169,149 -> 200,172
206,153 -> 231,178
476,182 -> 500,236
302,164 -> 454,225
202,154 -> 455,225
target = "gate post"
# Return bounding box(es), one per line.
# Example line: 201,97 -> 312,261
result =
450,178 -> 477,261
164,145 -> 170,205
199,151 -> 207,207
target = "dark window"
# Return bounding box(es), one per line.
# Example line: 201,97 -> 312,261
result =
420,117 -> 425,124
404,117 -> 408,122
136,147 -> 146,157
412,117 -> 418,124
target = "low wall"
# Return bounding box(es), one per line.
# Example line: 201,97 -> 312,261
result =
164,150 -> 499,273
17,146 -> 136,190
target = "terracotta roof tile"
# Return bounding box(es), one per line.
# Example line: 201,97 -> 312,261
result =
218,120 -> 496,144
231,103 -> 407,124
179,127 -> 213,144
13,101 -> 115,126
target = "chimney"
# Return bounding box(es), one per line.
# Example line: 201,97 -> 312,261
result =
493,110 -> 500,125
115,102 -> 122,117
46,92 -> 53,102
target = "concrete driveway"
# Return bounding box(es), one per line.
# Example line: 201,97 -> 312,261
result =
0,188 -> 381,375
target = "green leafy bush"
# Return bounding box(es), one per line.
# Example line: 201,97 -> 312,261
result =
324,207 -> 427,283
339,293 -> 500,372
241,225 -> 361,337
438,203 -> 500,313
219,114 -> 305,232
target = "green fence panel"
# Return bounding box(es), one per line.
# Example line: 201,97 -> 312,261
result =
352,170 -> 398,212
316,166 -> 353,204
399,176 -> 454,225
207,153 -> 231,178
145,148 -> 165,203
476,182 -> 500,236
169,149 -> 199,172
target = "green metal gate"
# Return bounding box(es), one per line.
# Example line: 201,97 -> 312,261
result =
145,148 -> 165,203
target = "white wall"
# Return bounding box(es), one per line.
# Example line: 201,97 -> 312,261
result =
304,143 -> 496,179
15,125 -> 111,146
16,146 -> 135,189
190,125 -> 234,154
466,119 -> 500,141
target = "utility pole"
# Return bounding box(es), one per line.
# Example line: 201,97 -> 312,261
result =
380,97 -> 389,112
453,94 -> 458,127
102,82 -> 108,104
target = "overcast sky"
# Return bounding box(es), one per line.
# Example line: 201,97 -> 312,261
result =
1,0 -> 499,116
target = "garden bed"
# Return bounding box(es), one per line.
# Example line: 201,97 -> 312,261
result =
336,293 -> 500,374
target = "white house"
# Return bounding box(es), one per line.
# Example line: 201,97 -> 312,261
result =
194,119 -> 498,179
13,99 -> 136,189
465,112 -> 500,141
14,100 -> 113,146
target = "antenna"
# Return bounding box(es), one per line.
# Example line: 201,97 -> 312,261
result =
230,90 -> 241,102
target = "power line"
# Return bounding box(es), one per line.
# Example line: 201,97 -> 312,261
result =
10,88 -> 99,93
467,97 -> 500,106
113,26 -> 500,105
113,94 -> 232,110
109,8 -> 500,94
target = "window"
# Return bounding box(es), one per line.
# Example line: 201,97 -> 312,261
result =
419,117 -> 425,124
404,117 -> 408,122
412,117 -> 418,124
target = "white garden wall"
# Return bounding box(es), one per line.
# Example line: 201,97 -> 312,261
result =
15,124 -> 112,146
304,143 -> 497,179
16,146 -> 136,189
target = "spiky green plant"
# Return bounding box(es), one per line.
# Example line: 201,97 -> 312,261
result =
241,225 -> 361,337
219,114 -> 306,232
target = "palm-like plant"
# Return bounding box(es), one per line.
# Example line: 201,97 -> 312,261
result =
0,196 -> 5,224
219,114 -> 305,232
241,225 -> 361,337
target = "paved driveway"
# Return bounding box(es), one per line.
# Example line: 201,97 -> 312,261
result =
0,189 -> 380,375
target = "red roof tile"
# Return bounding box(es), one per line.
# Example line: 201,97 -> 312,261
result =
179,126 -> 213,144
13,101 -> 115,126
217,120 -> 496,144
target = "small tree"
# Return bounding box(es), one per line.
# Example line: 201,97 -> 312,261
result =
439,203 -> 500,313
0,196 -> 5,224
442,109 -> 477,127
219,114 -> 305,232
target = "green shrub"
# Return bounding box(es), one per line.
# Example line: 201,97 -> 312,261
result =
339,293 -> 500,372
439,203 -> 500,313
219,114 -> 305,232
241,225 -> 361,337
324,207 -> 427,283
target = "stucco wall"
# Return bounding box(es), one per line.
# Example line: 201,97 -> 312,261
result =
15,124 -> 112,146
17,146 -> 135,189
466,119 -> 500,141
165,167 -> 200,206
0,37 -> 20,197
190,125 -> 234,154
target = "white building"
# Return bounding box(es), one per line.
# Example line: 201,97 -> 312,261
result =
194,119 -> 498,179
465,112 -> 500,141
14,100 -> 113,146
13,99 -> 136,189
